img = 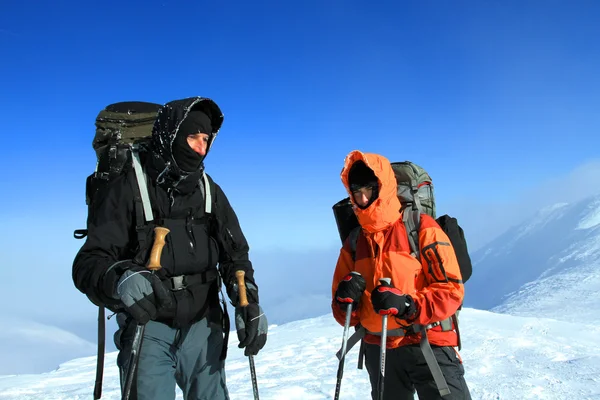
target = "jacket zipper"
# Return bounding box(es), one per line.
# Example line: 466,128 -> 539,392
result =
186,211 -> 195,252
226,228 -> 238,250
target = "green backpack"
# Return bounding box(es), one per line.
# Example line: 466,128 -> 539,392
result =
390,161 -> 435,258
74,101 -> 162,240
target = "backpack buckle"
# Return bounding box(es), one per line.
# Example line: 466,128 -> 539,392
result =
169,275 -> 186,291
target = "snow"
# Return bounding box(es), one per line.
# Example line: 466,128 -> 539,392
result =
576,197 -> 600,230
3,195 -> 600,399
1,309 -> 600,399
0,317 -> 96,375
466,194 -> 600,311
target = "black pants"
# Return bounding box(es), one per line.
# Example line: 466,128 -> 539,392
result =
364,343 -> 471,400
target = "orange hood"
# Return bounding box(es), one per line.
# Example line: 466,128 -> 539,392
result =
341,151 -> 401,233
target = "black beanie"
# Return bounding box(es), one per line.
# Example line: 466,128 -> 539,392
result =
172,110 -> 213,172
348,161 -> 379,192
178,110 -> 213,136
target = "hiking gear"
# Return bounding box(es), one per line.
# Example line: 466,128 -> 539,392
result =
172,110 -> 212,173
116,266 -> 175,325
333,215 -> 462,348
151,98 -> 223,190
332,152 -> 466,398
75,101 -> 162,400
116,317 -> 229,400
364,344 -> 471,400
392,161 -> 435,219
335,271 -> 367,311
436,215 -> 472,283
93,306 -> 105,400
377,277 -> 391,400
414,324 -> 452,397
172,130 -> 204,173
122,324 -> 143,400
248,355 -> 260,400
73,98 -> 253,327
332,197 -> 360,244
235,303 -> 268,356
341,152 -> 401,233
73,97 -> 256,400
122,226 -> 171,400
178,110 -> 213,136
74,101 -> 162,241
333,160 -> 471,286
334,302 -> 354,400
229,280 -> 260,307
371,280 -> 417,319
333,152 -> 464,346
235,270 -> 261,399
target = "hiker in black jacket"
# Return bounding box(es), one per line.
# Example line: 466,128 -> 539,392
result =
73,96 -> 267,400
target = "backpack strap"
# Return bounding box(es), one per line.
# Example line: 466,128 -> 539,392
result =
202,172 -> 213,215
200,173 -> 229,361
130,145 -> 154,258
403,207 -> 421,259
415,324 -> 451,396
130,144 -> 153,223
348,226 -> 361,261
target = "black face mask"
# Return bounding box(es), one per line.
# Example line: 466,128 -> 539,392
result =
172,133 -> 203,172
171,110 -> 213,173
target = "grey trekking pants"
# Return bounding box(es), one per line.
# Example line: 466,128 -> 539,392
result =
364,343 -> 471,400
115,314 -> 229,400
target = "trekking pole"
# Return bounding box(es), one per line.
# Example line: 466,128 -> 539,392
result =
236,270 -> 260,400
334,271 -> 361,400
93,306 -> 105,400
122,226 -> 170,400
377,277 -> 391,400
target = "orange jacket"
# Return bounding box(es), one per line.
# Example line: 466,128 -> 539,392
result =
331,151 -> 464,348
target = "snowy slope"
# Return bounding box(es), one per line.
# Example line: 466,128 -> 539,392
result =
1,309 -> 600,400
466,194 -> 600,316
0,316 -> 96,376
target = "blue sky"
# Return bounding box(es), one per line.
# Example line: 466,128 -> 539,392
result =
1,0 -> 600,373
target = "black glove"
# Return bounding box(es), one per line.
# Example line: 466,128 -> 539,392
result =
335,272 -> 366,311
235,303 -> 268,356
114,266 -> 174,324
371,280 -> 416,319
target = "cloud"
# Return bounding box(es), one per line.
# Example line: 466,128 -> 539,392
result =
246,246 -> 340,325
446,159 -> 600,251
0,316 -> 96,375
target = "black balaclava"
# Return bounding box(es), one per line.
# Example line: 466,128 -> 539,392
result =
172,110 -> 213,173
348,161 -> 380,208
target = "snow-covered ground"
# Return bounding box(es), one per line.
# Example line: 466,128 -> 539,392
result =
1,308 -> 599,400
4,196 -> 600,399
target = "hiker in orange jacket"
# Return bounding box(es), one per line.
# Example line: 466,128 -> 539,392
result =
331,150 -> 471,400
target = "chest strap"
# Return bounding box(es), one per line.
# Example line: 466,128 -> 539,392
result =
164,269 -> 219,291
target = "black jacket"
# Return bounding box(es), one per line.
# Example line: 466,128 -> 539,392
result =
73,97 -> 255,328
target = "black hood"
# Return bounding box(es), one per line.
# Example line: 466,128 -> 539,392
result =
149,97 -> 223,191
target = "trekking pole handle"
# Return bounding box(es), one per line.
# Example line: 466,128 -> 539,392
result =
147,226 -> 170,271
379,277 -> 391,285
236,270 -> 249,307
